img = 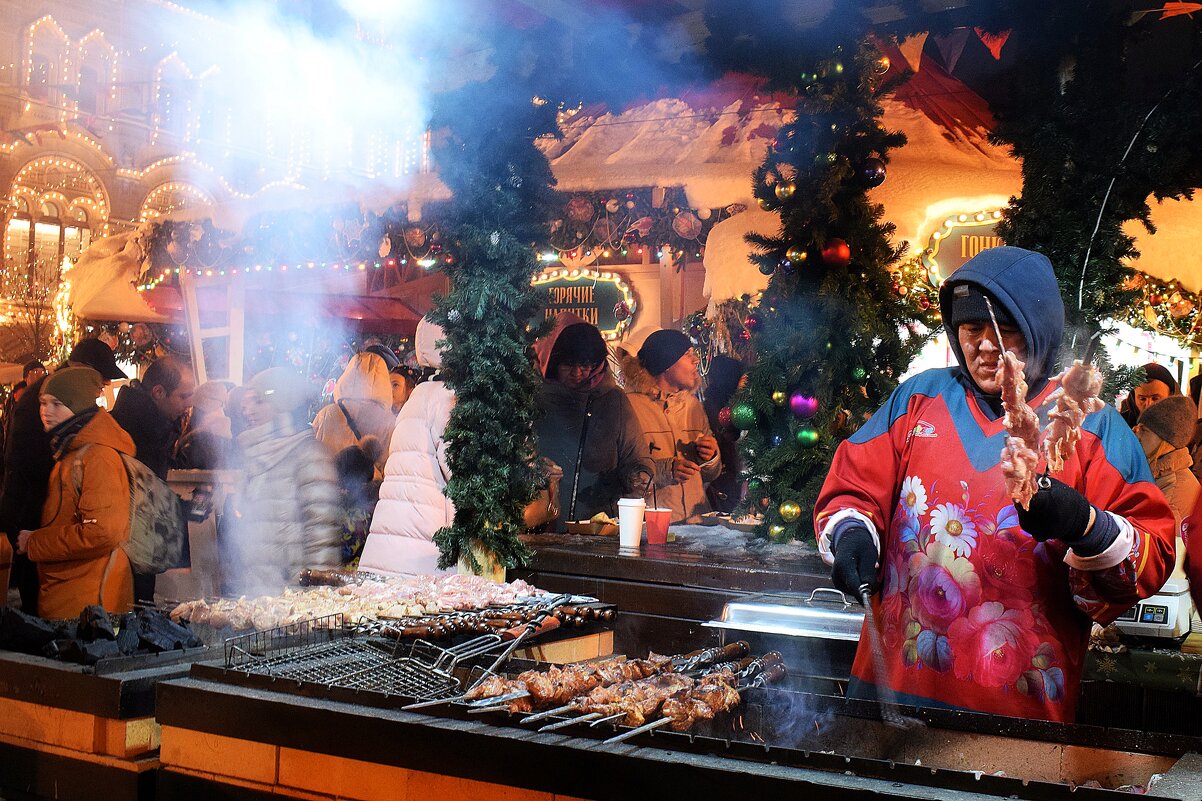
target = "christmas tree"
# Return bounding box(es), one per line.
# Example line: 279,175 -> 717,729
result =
728,41 -> 931,542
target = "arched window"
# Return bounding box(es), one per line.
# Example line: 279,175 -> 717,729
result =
25,18 -> 70,109
155,55 -> 193,142
4,156 -> 108,292
77,32 -> 116,117
139,182 -> 214,222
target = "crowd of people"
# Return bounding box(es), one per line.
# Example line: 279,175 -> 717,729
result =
0,315 -> 743,620
5,245 -> 1194,732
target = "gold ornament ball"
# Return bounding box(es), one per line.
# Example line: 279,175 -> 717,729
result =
785,245 -> 808,264
874,55 -> 891,75
774,182 -> 796,201
768,523 -> 788,541
778,501 -> 801,523
771,390 -> 787,406
757,197 -> 776,211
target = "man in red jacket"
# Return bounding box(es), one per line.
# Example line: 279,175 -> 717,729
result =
815,246 -> 1175,723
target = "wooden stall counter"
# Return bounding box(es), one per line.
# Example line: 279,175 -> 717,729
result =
0,647 -> 201,801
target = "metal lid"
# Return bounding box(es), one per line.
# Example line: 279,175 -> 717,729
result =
703,588 -> 865,642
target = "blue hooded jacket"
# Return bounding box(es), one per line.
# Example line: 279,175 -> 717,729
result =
938,246 -> 1065,399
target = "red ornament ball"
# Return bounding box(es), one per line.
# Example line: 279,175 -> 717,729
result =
821,238 -> 851,268
718,406 -> 733,428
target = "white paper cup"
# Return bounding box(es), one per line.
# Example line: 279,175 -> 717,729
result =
616,497 -> 646,550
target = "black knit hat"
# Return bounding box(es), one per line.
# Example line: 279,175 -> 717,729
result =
638,330 -> 693,377
946,283 -> 1016,329
1139,362 -> 1178,394
545,323 -> 607,378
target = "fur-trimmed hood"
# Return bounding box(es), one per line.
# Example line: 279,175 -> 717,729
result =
614,346 -> 659,396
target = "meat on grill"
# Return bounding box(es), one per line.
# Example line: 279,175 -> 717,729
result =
464,656 -> 667,710
571,672 -> 696,725
658,672 -> 742,731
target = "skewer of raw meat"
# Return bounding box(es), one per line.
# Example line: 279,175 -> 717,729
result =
986,299 -> 1042,509
1043,357 -> 1104,472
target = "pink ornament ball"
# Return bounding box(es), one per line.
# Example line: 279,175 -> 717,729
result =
790,393 -> 819,419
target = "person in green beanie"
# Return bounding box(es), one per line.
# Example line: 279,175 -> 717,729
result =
16,367 -> 136,618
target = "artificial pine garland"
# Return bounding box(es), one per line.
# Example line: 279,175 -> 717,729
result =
427,74 -> 560,572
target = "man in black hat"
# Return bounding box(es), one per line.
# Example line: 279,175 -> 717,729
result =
0,338 -> 126,613
621,329 -> 720,523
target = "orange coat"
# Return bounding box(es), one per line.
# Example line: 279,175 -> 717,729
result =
27,410 -> 135,619
0,535 -> 11,607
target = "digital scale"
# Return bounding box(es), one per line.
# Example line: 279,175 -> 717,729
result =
1113,577 -> 1195,640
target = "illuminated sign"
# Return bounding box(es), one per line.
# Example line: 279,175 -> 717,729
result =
532,269 -> 636,340
921,209 -> 1005,284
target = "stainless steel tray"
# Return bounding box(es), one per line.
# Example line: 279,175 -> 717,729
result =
704,589 -> 864,642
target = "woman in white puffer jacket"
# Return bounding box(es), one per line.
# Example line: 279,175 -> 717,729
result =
359,318 -> 455,576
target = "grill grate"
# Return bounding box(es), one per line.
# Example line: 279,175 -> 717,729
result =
221,615 -> 512,700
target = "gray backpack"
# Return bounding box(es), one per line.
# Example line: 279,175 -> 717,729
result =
73,444 -> 187,574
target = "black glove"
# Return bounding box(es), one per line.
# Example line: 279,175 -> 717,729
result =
830,524 -> 879,602
1015,476 -> 1119,556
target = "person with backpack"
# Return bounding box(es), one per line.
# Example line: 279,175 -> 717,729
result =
16,368 -> 135,619
2,338 -> 127,614
111,356 -> 196,603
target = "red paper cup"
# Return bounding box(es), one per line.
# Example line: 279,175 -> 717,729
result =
645,508 -> 671,545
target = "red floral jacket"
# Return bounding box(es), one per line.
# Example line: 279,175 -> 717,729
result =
815,368 -> 1175,722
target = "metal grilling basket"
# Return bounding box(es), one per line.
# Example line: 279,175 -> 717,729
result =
222,613 -> 512,701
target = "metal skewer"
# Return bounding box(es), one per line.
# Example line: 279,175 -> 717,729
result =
603,716 -> 674,744
589,711 -> 626,727
860,585 -> 919,729
519,702 -> 579,724
538,712 -> 603,732
467,703 -> 521,715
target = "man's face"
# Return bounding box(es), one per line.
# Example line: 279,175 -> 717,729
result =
24,367 -> 45,384
151,372 -> 196,421
555,361 -> 600,392
957,321 -> 1027,396
658,348 -> 701,394
1133,380 -> 1171,413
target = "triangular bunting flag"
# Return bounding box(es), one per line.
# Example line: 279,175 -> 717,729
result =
973,27 -> 1012,60
898,32 -> 929,73
933,28 -> 971,73
1161,2 -> 1202,18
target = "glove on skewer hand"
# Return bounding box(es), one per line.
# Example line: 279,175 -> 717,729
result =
1014,476 -> 1120,556
830,524 -> 879,601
